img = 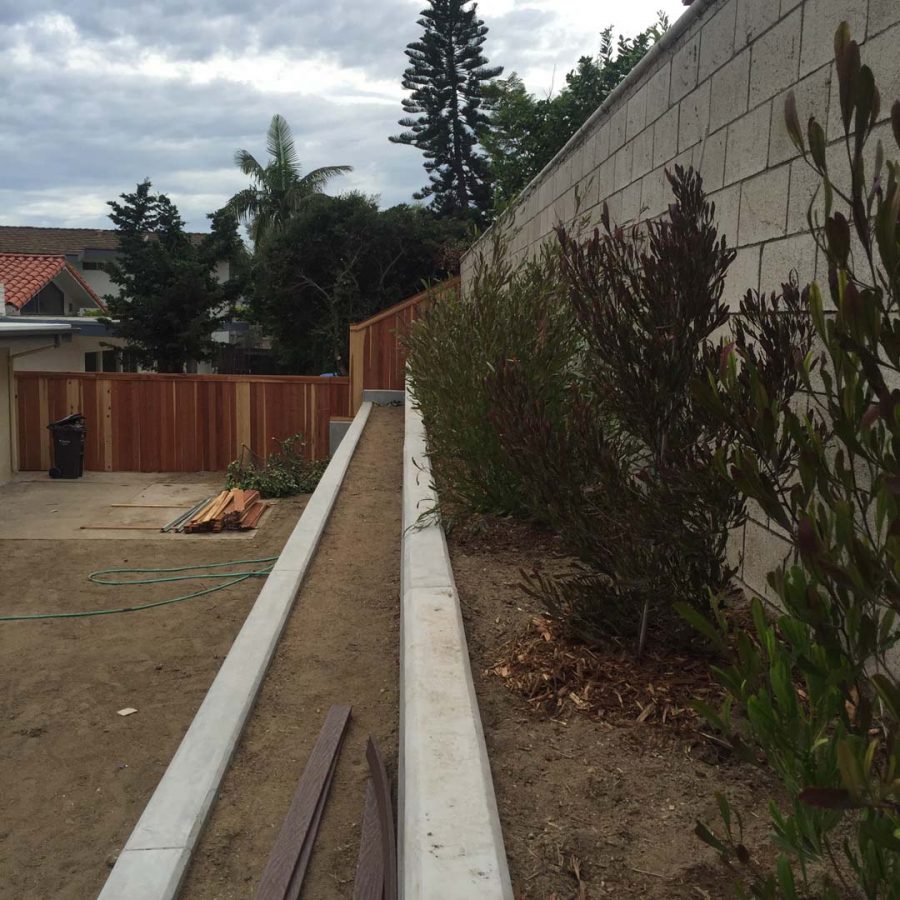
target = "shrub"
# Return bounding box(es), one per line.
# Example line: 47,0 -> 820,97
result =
405,231 -> 583,520
691,24 -> 900,898
504,167 -> 811,653
225,434 -> 328,497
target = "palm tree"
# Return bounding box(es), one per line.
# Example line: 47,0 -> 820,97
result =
228,114 -> 352,247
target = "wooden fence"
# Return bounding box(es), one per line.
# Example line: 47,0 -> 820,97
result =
15,371 -> 349,473
348,278 -> 459,413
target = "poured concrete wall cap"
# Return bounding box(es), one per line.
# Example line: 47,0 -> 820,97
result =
399,383 -> 512,898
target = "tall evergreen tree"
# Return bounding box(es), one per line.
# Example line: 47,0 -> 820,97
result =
390,0 -> 501,220
104,181 -> 230,372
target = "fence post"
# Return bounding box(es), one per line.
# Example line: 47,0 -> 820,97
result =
348,326 -> 365,415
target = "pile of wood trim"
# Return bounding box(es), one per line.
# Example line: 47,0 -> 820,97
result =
183,489 -> 270,533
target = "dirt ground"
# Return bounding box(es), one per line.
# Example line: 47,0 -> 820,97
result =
449,518 -> 780,900
0,488 -> 308,900
181,405 -> 402,900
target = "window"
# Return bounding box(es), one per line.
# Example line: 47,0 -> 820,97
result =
21,283 -> 64,316
82,261 -> 107,271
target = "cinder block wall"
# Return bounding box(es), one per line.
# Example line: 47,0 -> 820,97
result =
460,0 -> 899,602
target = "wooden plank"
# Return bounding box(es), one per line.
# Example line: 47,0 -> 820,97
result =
235,381 -> 251,461
254,705 -> 351,900
102,380 -> 113,472
351,781 -> 384,900
366,737 -> 397,900
38,376 -> 50,471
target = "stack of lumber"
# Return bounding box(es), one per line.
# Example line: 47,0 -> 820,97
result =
182,489 -> 270,533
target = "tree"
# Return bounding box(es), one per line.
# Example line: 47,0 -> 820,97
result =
251,194 -> 467,373
390,0 -> 501,221
104,180 -> 231,372
227,114 -> 352,248
481,19 -> 666,208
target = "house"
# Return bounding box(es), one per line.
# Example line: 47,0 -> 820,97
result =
0,225 -> 248,372
0,252 -> 126,372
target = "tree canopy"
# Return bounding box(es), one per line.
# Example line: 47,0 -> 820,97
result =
104,180 -> 242,372
228,114 -> 352,248
250,193 -> 468,373
481,19 -> 667,209
390,0 -> 501,221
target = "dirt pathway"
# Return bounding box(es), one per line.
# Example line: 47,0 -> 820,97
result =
0,493 -> 308,900
181,405 -> 403,900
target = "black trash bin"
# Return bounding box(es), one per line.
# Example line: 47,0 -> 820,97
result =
47,413 -> 86,479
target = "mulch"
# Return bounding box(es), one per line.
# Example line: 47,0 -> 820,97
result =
488,615 -> 727,732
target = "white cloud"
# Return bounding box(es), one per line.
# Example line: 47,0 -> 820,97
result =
0,0 -> 689,228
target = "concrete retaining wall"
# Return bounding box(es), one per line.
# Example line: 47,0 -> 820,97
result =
461,0 -> 900,600
400,383 -> 512,899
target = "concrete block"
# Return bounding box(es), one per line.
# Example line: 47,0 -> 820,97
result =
329,418 -> 351,456
781,0 -> 802,12
724,102 -> 771,185
641,166 -> 670,220
594,122 -> 611,167
741,519 -> 792,601
697,126 -> 728,192
363,389 -> 404,405
645,61 -> 671,124
800,0 -> 868,77
699,0 -> 737,81
98,848 -> 189,900
726,523 -> 746,581
621,179 -> 643,223
710,182 -> 741,245
596,156 -> 615,205
604,190 -> 624,227
723,244 -> 761,310
735,0 -> 780,49
738,164 -> 790,245
868,0 -> 900,34
771,65 -> 831,164
749,8 -> 802,107
669,32 -> 700,105
614,141 -> 634,192
609,105 -> 627,154
786,156 -> 825,234
760,233 -> 817,296
679,79 -> 711,153
631,126 -> 654,181
709,48 -> 750,132
626,85 -> 648,141
653,104 -> 680,168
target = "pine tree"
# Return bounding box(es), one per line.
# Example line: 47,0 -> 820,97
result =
390,0 -> 501,220
104,181 -> 228,372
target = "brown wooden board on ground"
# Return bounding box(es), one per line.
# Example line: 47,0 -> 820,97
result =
254,704 -> 352,900
352,781 -> 383,900
181,488 -> 270,533
367,737 -> 397,900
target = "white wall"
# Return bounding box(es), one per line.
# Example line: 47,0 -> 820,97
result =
461,0 -> 900,602
12,335 -> 127,373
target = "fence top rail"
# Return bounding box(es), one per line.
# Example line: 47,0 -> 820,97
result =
349,277 -> 459,332
14,371 -> 351,385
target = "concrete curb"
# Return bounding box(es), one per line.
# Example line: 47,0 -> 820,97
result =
399,383 -> 512,899
98,401 -> 374,900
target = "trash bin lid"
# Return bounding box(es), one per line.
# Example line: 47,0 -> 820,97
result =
48,413 -> 86,430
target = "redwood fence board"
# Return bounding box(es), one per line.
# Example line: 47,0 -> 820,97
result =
15,371 -> 350,473
348,278 -> 459,413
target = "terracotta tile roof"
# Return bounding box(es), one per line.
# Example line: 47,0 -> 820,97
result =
0,225 -> 207,255
0,253 -> 105,310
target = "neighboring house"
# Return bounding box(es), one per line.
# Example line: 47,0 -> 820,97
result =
0,252 -> 126,372
0,226 -> 248,371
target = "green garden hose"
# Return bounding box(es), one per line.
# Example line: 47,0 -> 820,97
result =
0,557 -> 278,622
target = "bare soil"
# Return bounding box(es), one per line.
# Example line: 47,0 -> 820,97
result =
449,517 -> 779,900
181,405 -> 402,900
0,493 -> 308,900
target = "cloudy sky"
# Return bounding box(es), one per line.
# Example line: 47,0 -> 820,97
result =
0,0 -> 687,231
